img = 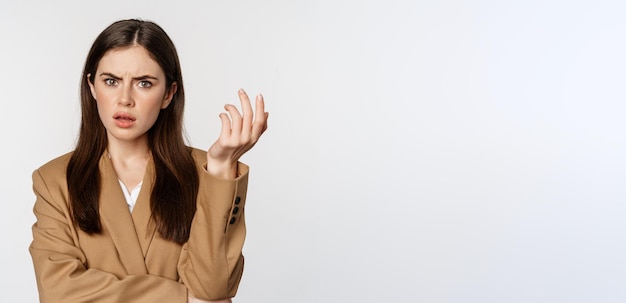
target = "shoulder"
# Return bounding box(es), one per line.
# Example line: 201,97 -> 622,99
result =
35,151 -> 74,178
32,152 -> 73,197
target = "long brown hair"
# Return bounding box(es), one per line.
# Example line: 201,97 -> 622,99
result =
66,19 -> 199,244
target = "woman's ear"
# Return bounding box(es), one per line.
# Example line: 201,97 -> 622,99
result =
161,82 -> 178,109
87,74 -> 97,100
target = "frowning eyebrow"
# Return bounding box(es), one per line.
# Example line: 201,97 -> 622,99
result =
98,72 -> 159,81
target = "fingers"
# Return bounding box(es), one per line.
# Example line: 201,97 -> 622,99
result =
218,89 -> 268,143
254,94 -> 265,120
223,103 -> 242,137
218,112 -> 231,139
251,94 -> 268,139
238,89 -> 254,138
209,89 -> 268,167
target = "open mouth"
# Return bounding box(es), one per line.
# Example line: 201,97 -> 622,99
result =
114,112 -> 136,122
113,112 -> 136,128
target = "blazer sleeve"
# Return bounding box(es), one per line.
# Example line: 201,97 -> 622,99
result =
29,169 -> 188,303
177,162 -> 249,300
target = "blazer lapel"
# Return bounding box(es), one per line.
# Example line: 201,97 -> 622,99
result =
131,157 -> 157,257
99,154 -> 148,275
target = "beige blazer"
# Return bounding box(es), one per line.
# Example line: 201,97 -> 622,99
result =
29,148 -> 248,302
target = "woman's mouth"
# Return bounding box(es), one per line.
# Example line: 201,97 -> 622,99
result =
113,112 -> 136,128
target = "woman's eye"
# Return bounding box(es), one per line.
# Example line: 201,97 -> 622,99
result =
104,78 -> 117,86
138,81 -> 152,88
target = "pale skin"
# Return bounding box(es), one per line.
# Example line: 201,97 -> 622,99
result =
88,45 -> 268,303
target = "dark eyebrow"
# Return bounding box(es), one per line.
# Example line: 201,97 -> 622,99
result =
99,72 -> 121,80
98,73 -> 159,81
133,75 -> 159,81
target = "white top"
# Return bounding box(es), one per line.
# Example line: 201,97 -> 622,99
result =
118,180 -> 142,212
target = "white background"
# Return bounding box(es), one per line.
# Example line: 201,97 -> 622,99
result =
1,0 -> 625,302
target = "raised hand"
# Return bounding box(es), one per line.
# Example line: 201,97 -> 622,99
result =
206,88 -> 269,179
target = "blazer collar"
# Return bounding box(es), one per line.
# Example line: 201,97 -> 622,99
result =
98,153 -> 157,274
131,157 -> 157,257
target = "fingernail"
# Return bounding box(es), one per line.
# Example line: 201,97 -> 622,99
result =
257,94 -> 264,102
239,88 -> 246,94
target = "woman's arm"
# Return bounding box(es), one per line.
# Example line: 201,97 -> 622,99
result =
30,169 -> 188,303
177,161 -> 248,300
177,89 -> 267,301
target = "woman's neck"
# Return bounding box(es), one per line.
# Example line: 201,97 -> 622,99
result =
106,137 -> 150,191
106,136 -> 151,163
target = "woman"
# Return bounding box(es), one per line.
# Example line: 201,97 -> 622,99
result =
29,19 -> 268,303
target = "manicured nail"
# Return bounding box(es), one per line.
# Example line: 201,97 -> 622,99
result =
239,88 -> 246,94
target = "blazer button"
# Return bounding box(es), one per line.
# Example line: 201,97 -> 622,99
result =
234,197 -> 241,205
229,217 -> 237,224
232,206 -> 239,214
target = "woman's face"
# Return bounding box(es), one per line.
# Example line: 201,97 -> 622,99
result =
88,45 -> 176,146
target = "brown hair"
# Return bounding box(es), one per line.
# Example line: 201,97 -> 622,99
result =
66,19 -> 199,244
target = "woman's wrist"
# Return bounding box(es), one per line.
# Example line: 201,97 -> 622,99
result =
205,157 -> 238,179
188,292 -> 233,303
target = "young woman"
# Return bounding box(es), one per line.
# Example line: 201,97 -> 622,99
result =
29,19 -> 268,303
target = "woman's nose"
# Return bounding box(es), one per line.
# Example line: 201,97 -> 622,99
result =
118,84 -> 134,107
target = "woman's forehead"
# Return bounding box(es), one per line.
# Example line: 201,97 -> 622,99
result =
97,46 -> 164,77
